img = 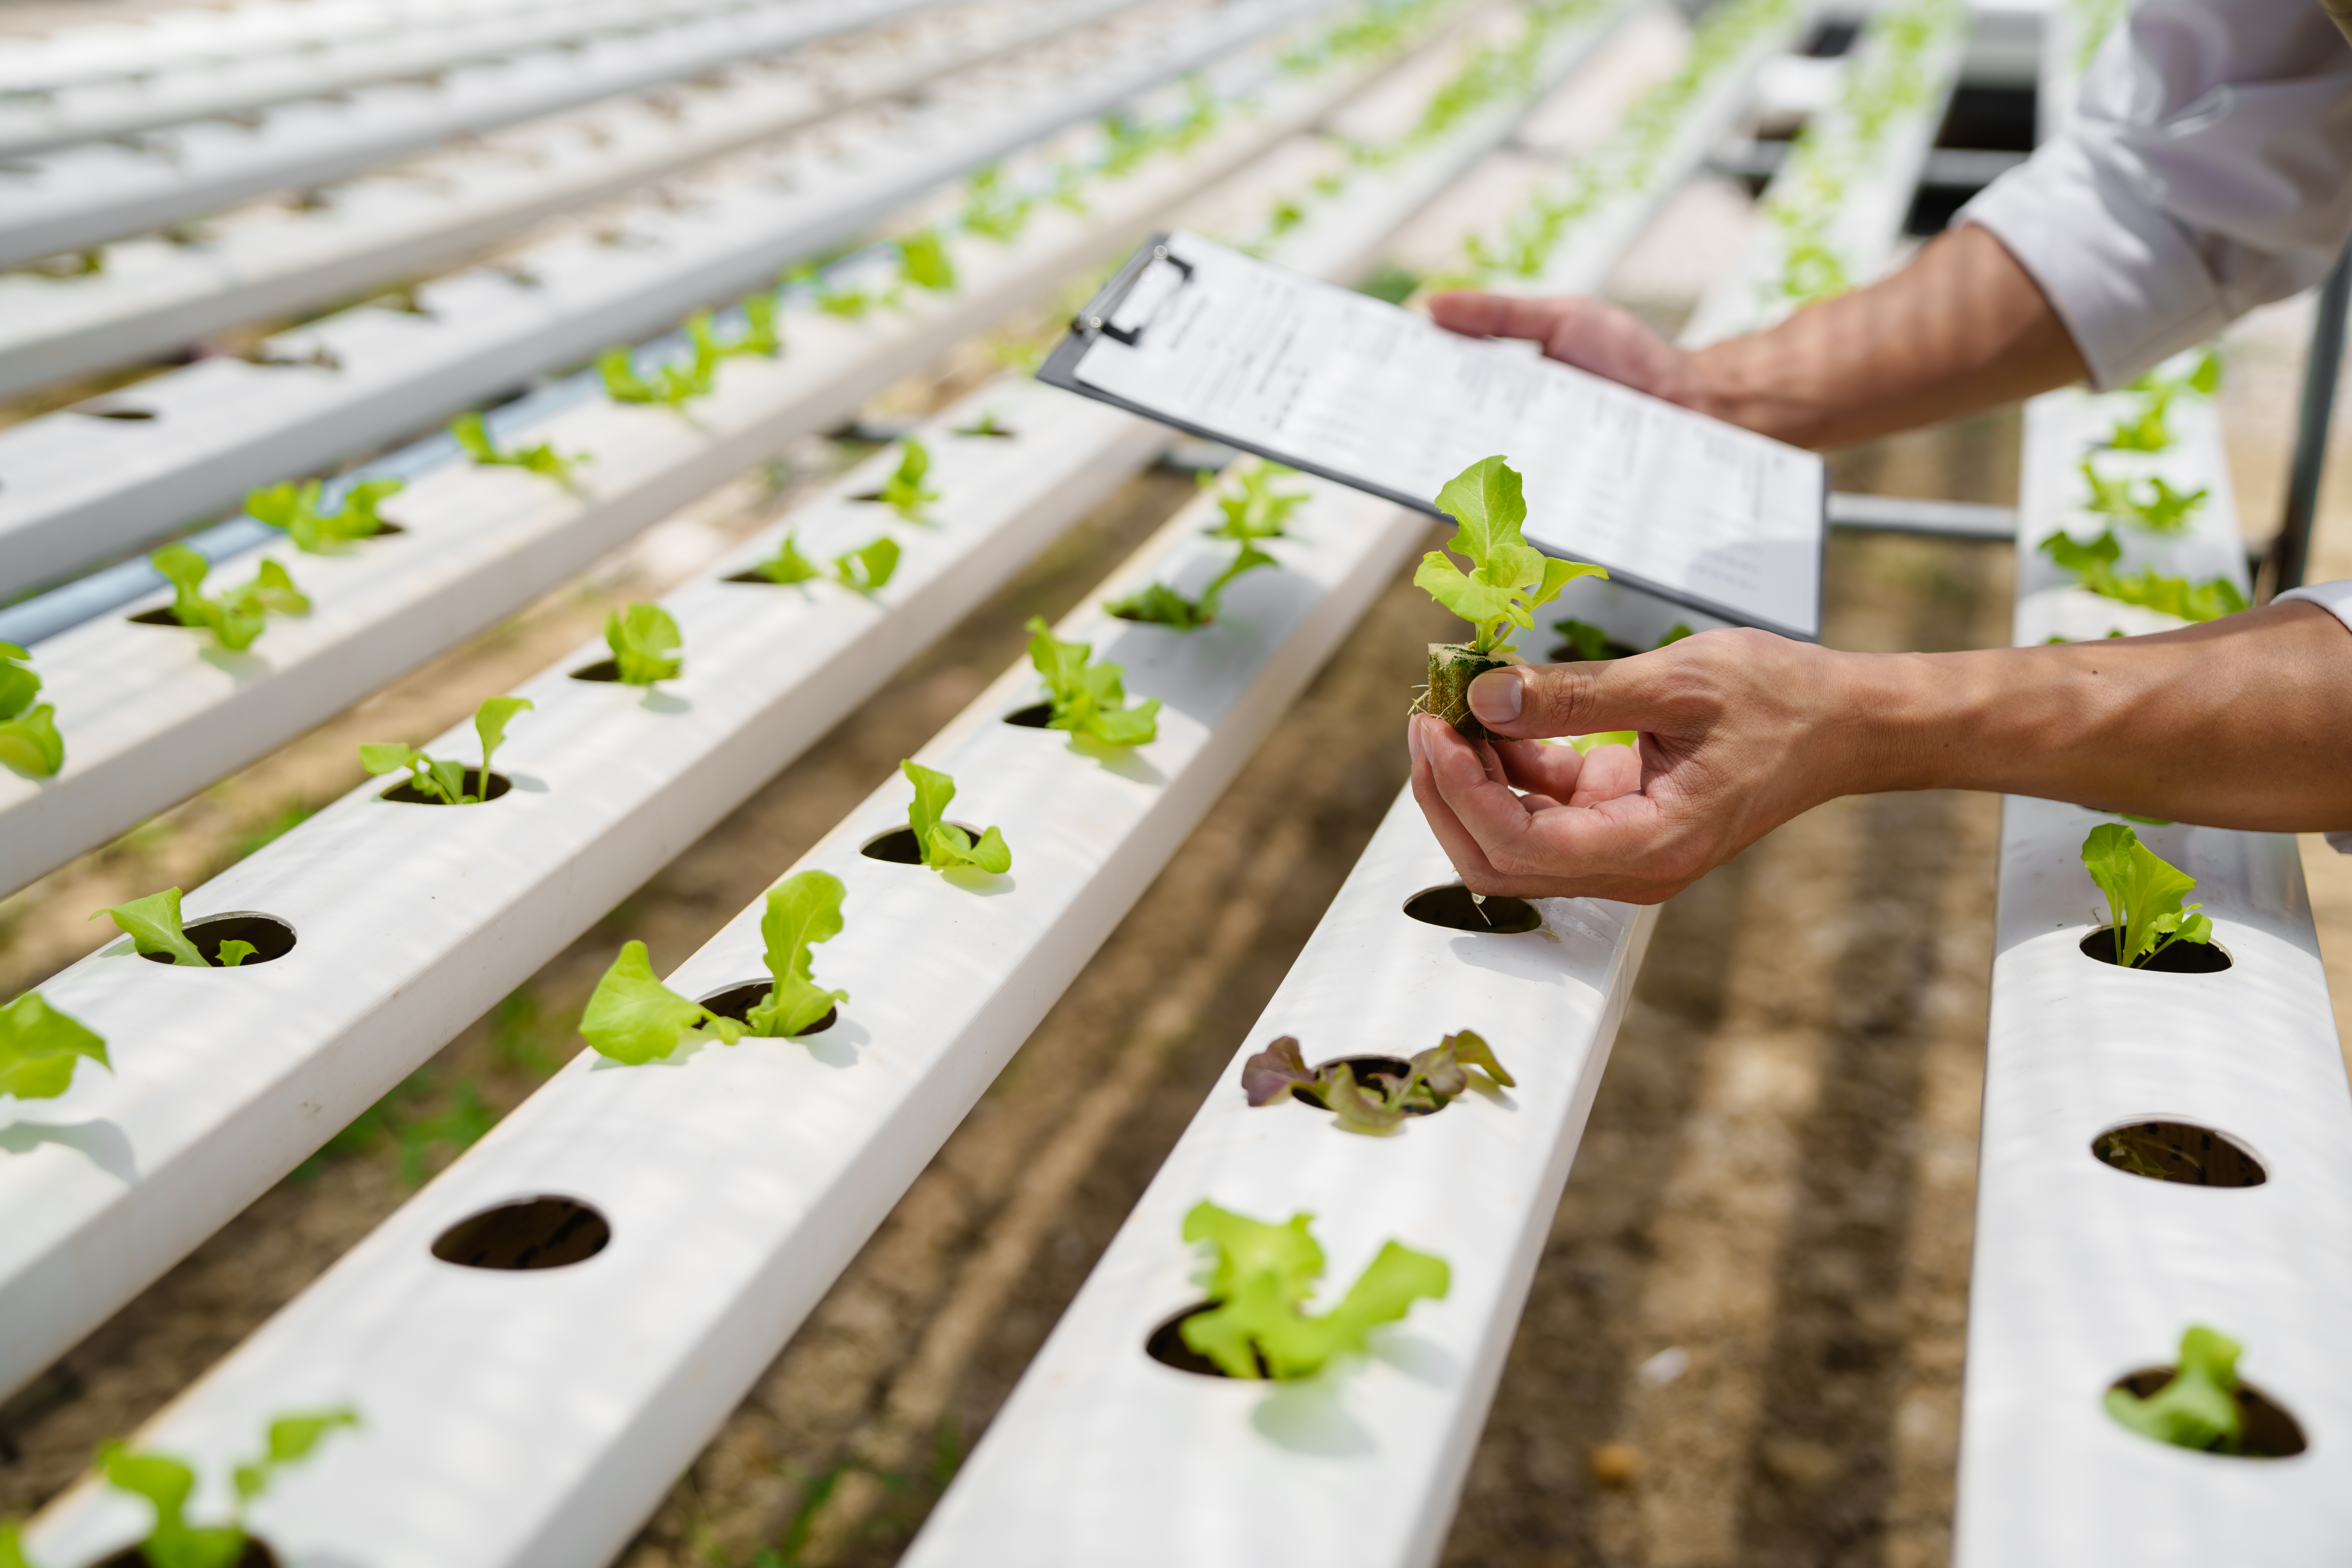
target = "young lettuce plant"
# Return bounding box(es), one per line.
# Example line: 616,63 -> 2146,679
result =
2079,458 -> 2206,535
2039,530 -> 2247,622
2105,1324 -> 2246,1453
745,532 -> 820,586
597,320 -> 719,409
2107,350 -> 2220,452
1241,1030 -> 1512,1132
0,990 -> 109,1102
1203,461 -> 1308,542
245,476 -> 404,552
360,696 -> 532,805
581,871 -> 848,1062
1022,616 -> 1159,745
1176,1201 -> 1449,1379
451,411 -> 587,484
874,438 -> 939,523
832,536 -> 900,596
958,164 -> 1033,242
1415,455 -> 1607,738
896,230 -> 957,294
1105,543 -> 1273,630
2081,824 -> 2214,967
602,604 -> 683,685
147,547 -> 310,652
899,761 -> 1011,874
92,888 -> 255,967
0,642 -> 63,778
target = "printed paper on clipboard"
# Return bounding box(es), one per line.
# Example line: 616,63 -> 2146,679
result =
1037,230 -> 1828,641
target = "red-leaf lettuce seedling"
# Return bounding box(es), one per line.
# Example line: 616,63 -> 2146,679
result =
360,696 -> 532,805
0,642 -> 62,778
2039,530 -> 2247,622
2082,824 -> 2213,966
1241,1030 -> 1511,1132
582,871 -> 848,1061
1022,617 -> 1159,745
245,477 -> 403,553
603,604 -> 683,685
900,761 -> 1011,874
93,888 -> 254,967
0,991 -> 108,1102
147,547 -> 310,651
1177,1201 -> 1449,1379
451,412 -> 587,484
1416,455 -> 1606,737
2105,1324 -> 2245,1453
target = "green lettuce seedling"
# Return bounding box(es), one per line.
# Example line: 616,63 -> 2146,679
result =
875,438 -> 938,522
900,760 -> 1011,874
1177,1201 -> 1449,1379
2082,824 -> 2213,966
1416,455 -> 1606,735
149,546 -> 310,652
746,533 -> 820,585
245,476 -> 403,552
597,315 -> 723,409
451,411 -> 587,484
833,536 -> 900,596
1106,543 -> 1274,630
1204,462 -> 1308,542
2080,458 -> 2206,534
1022,616 -> 1159,745
959,164 -> 1032,242
2105,1325 -> 2245,1453
2039,530 -> 2247,622
603,604 -> 682,685
581,871 -> 847,1061
723,294 -> 783,359
953,410 -> 1013,438
897,230 -> 956,294
360,696 -> 532,805
0,991 -> 109,1101
0,642 -> 63,778
1242,1030 -> 1512,1132
2110,351 -> 2221,452
92,887 -> 254,968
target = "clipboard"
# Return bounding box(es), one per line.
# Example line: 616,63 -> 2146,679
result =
1039,231 -> 1830,642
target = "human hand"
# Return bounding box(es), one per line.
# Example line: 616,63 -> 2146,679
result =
1427,291 -> 1699,409
1407,630 -> 1882,904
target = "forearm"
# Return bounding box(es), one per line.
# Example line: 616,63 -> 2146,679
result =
1836,603 -> 2352,830
1675,225 -> 2091,449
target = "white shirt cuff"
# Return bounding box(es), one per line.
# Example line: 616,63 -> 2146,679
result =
2275,580 -> 2352,851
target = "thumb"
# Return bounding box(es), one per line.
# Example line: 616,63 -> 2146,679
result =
1466,654 -> 1684,742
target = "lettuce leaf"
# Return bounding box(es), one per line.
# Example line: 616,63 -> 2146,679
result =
231,1408 -> 360,1506
747,871 -> 849,1037
362,696 -> 531,804
1023,617 -> 1159,746
2105,1325 -> 2244,1452
451,411 -> 586,482
99,1446 -> 246,1568
1177,1201 -> 1449,1379
1416,456 -> 1605,654
0,991 -> 109,1100
604,604 -> 683,685
1105,543 -> 1274,630
833,536 -> 900,596
149,547 -> 310,651
580,940 -> 747,1063
2039,529 -> 2246,622
877,438 -> 938,522
1203,462 -> 1307,542
0,643 -> 61,777
2081,824 -> 2212,965
901,761 -> 1011,874
898,230 -> 957,293
92,887 -> 208,967
246,477 -> 403,552
749,533 -> 820,585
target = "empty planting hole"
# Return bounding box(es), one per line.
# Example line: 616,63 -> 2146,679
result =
696,981 -> 836,1037
1003,701 -> 1053,729
1290,1054 -> 1439,1116
380,768 -> 510,805
1404,883 -> 1542,934
431,1196 -> 609,1270
2079,929 -> 2233,973
860,824 -> 982,864
136,912 -> 296,967
1145,1303 -> 1269,1379
97,1543 -> 274,1568
2093,1121 -> 2266,1188
2109,1368 -> 2307,1458
81,406 -> 157,421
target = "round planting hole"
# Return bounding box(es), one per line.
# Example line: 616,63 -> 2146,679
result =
83,406 -> 158,421
136,912 -> 296,967
2093,1120 -> 2267,1188
1404,883 -> 1542,934
431,1196 -> 609,1270
1003,701 -> 1053,729
569,658 -> 624,682
2109,1368 -> 2307,1458
96,1543 -> 275,1568
2078,928 -> 2232,973
859,824 -> 984,864
128,607 -> 194,627
379,768 -> 511,804
1144,1303 -> 1269,1379
1290,1054 -> 1438,1115
722,568 -> 796,585
696,981 -> 836,1036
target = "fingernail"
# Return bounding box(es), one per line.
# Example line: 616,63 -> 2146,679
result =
1468,669 -> 1522,724
1407,715 -> 1426,763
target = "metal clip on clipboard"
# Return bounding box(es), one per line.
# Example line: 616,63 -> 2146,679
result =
1072,241 -> 1194,346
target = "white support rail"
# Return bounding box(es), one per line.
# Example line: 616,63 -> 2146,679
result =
0,0 -> 1143,399
904,789 -> 1656,1568
0,0 -> 950,265
20,472 -> 1431,1568
0,0 -> 1334,600
0,0 -> 1608,898
0,0 -> 854,157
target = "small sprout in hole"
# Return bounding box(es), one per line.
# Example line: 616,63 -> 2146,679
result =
245,476 -> 403,552
597,317 -> 720,409
1204,460 -> 1307,542
603,603 -> 682,685
833,536 -> 900,596
897,229 -> 957,294
872,437 -> 939,523
1176,1201 -> 1449,1380
91,887 -> 253,967
1023,616 -> 1159,746
745,532 -> 819,585
901,761 -> 1011,874
148,546 -> 310,652
581,871 -> 848,1062
788,261 -> 880,320
451,411 -> 587,483
1241,1030 -> 1512,1132
952,409 -> 1013,438
0,641 -> 62,778
2039,529 -> 2246,623
2079,457 -> 2206,535
1416,455 -> 1606,737
360,695 -> 532,806
2106,1325 -> 2245,1453
0,990 -> 109,1102
958,164 -> 1032,242
2082,824 -> 2213,967
1105,543 -> 1273,630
